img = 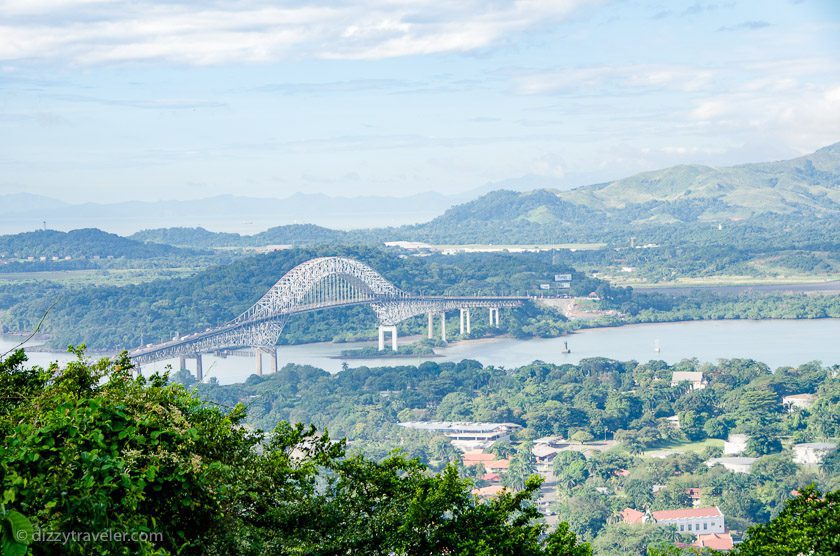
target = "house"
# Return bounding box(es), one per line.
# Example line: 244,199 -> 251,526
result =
723,434 -> 749,456
472,485 -> 506,498
532,444 -> 559,468
622,506 -> 725,535
705,457 -> 757,474
694,533 -> 734,551
481,472 -> 501,482
782,393 -> 816,411
462,451 -> 511,472
534,435 -> 567,448
671,371 -> 706,390
399,421 -> 522,450
663,415 -> 681,429
685,488 -> 702,507
792,442 -> 837,465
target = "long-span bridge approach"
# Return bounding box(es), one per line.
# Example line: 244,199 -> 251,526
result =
129,257 -> 527,379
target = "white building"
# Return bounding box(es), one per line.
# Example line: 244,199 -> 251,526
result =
792,442 -> 837,465
398,421 -> 521,450
782,393 -> 816,411
622,506 -> 725,535
723,433 -> 749,456
705,456 -> 757,474
671,371 -> 706,390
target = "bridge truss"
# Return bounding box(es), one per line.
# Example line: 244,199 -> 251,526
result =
129,256 -> 526,368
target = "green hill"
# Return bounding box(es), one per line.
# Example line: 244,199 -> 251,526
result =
0,228 -> 192,259
559,142 -> 840,221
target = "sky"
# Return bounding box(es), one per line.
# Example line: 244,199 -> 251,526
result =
0,0 -> 838,203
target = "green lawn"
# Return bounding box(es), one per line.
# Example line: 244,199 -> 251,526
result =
641,438 -> 723,458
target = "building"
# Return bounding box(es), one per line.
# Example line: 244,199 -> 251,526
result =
472,485 -> 506,498
462,451 -> 511,472
622,506 -> 725,535
671,371 -> 706,390
532,444 -> 559,470
693,533 -> 734,551
686,488 -> 702,507
705,456 -> 757,474
792,442 -> 837,465
782,393 -> 816,411
663,415 -> 681,430
398,421 -> 521,450
723,433 -> 749,456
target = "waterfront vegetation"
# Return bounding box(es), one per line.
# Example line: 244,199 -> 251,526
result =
2,244 -> 839,352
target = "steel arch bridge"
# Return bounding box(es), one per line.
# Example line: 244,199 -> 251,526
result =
129,257 -> 526,374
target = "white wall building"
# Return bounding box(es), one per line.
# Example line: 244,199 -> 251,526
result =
792,442 -> 837,465
705,456 -> 757,474
782,393 -> 816,411
723,434 -> 749,456
671,371 -> 706,390
623,507 -> 725,535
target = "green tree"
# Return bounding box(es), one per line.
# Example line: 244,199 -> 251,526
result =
0,349 -> 591,555
733,486 -> 839,555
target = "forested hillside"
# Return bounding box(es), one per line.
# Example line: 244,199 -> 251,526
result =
0,229 -> 193,259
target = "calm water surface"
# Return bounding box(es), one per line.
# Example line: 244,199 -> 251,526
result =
2,319 -> 838,385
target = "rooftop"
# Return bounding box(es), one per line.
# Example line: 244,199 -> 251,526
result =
672,371 -> 704,382
653,506 -> 722,521
399,421 -> 521,433
694,533 -> 734,551
793,442 -> 837,450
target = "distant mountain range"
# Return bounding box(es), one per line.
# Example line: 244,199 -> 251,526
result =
2,142 -> 838,245
0,180 -> 545,236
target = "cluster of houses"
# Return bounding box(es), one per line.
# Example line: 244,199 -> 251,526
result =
401,411 -> 836,552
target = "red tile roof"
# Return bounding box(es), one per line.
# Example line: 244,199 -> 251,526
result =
685,488 -> 702,500
694,533 -> 734,551
472,485 -> 506,497
482,472 -> 501,482
653,507 -> 722,521
621,508 -> 645,524
463,451 -> 496,463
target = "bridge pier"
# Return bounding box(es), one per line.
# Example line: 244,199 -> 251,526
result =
195,354 -> 203,382
179,356 -> 187,372
489,307 -> 500,327
459,308 -> 472,336
440,313 -> 447,343
378,325 -> 398,351
256,350 -> 263,375
255,347 -> 277,375
427,312 -> 434,339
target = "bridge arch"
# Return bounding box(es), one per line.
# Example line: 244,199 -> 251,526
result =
235,256 -> 408,324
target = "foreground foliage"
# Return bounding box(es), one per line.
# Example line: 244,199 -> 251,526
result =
0,349 -> 590,555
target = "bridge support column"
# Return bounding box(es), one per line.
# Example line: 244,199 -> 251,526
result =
255,350 -> 263,376
459,309 -> 471,336
427,312 -> 434,339
378,325 -> 398,351
195,354 -> 203,382
268,348 -> 277,373
179,356 -> 187,372
489,307 -> 500,327
440,313 -> 447,343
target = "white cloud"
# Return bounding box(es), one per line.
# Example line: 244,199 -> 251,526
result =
516,64 -> 719,95
0,0 -> 595,65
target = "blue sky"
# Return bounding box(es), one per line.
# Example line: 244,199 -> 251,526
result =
0,0 -> 838,203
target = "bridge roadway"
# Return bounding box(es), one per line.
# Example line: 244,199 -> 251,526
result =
128,257 -> 528,379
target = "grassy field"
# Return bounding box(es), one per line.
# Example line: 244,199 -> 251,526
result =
0,267 -> 201,286
641,438 -> 724,458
